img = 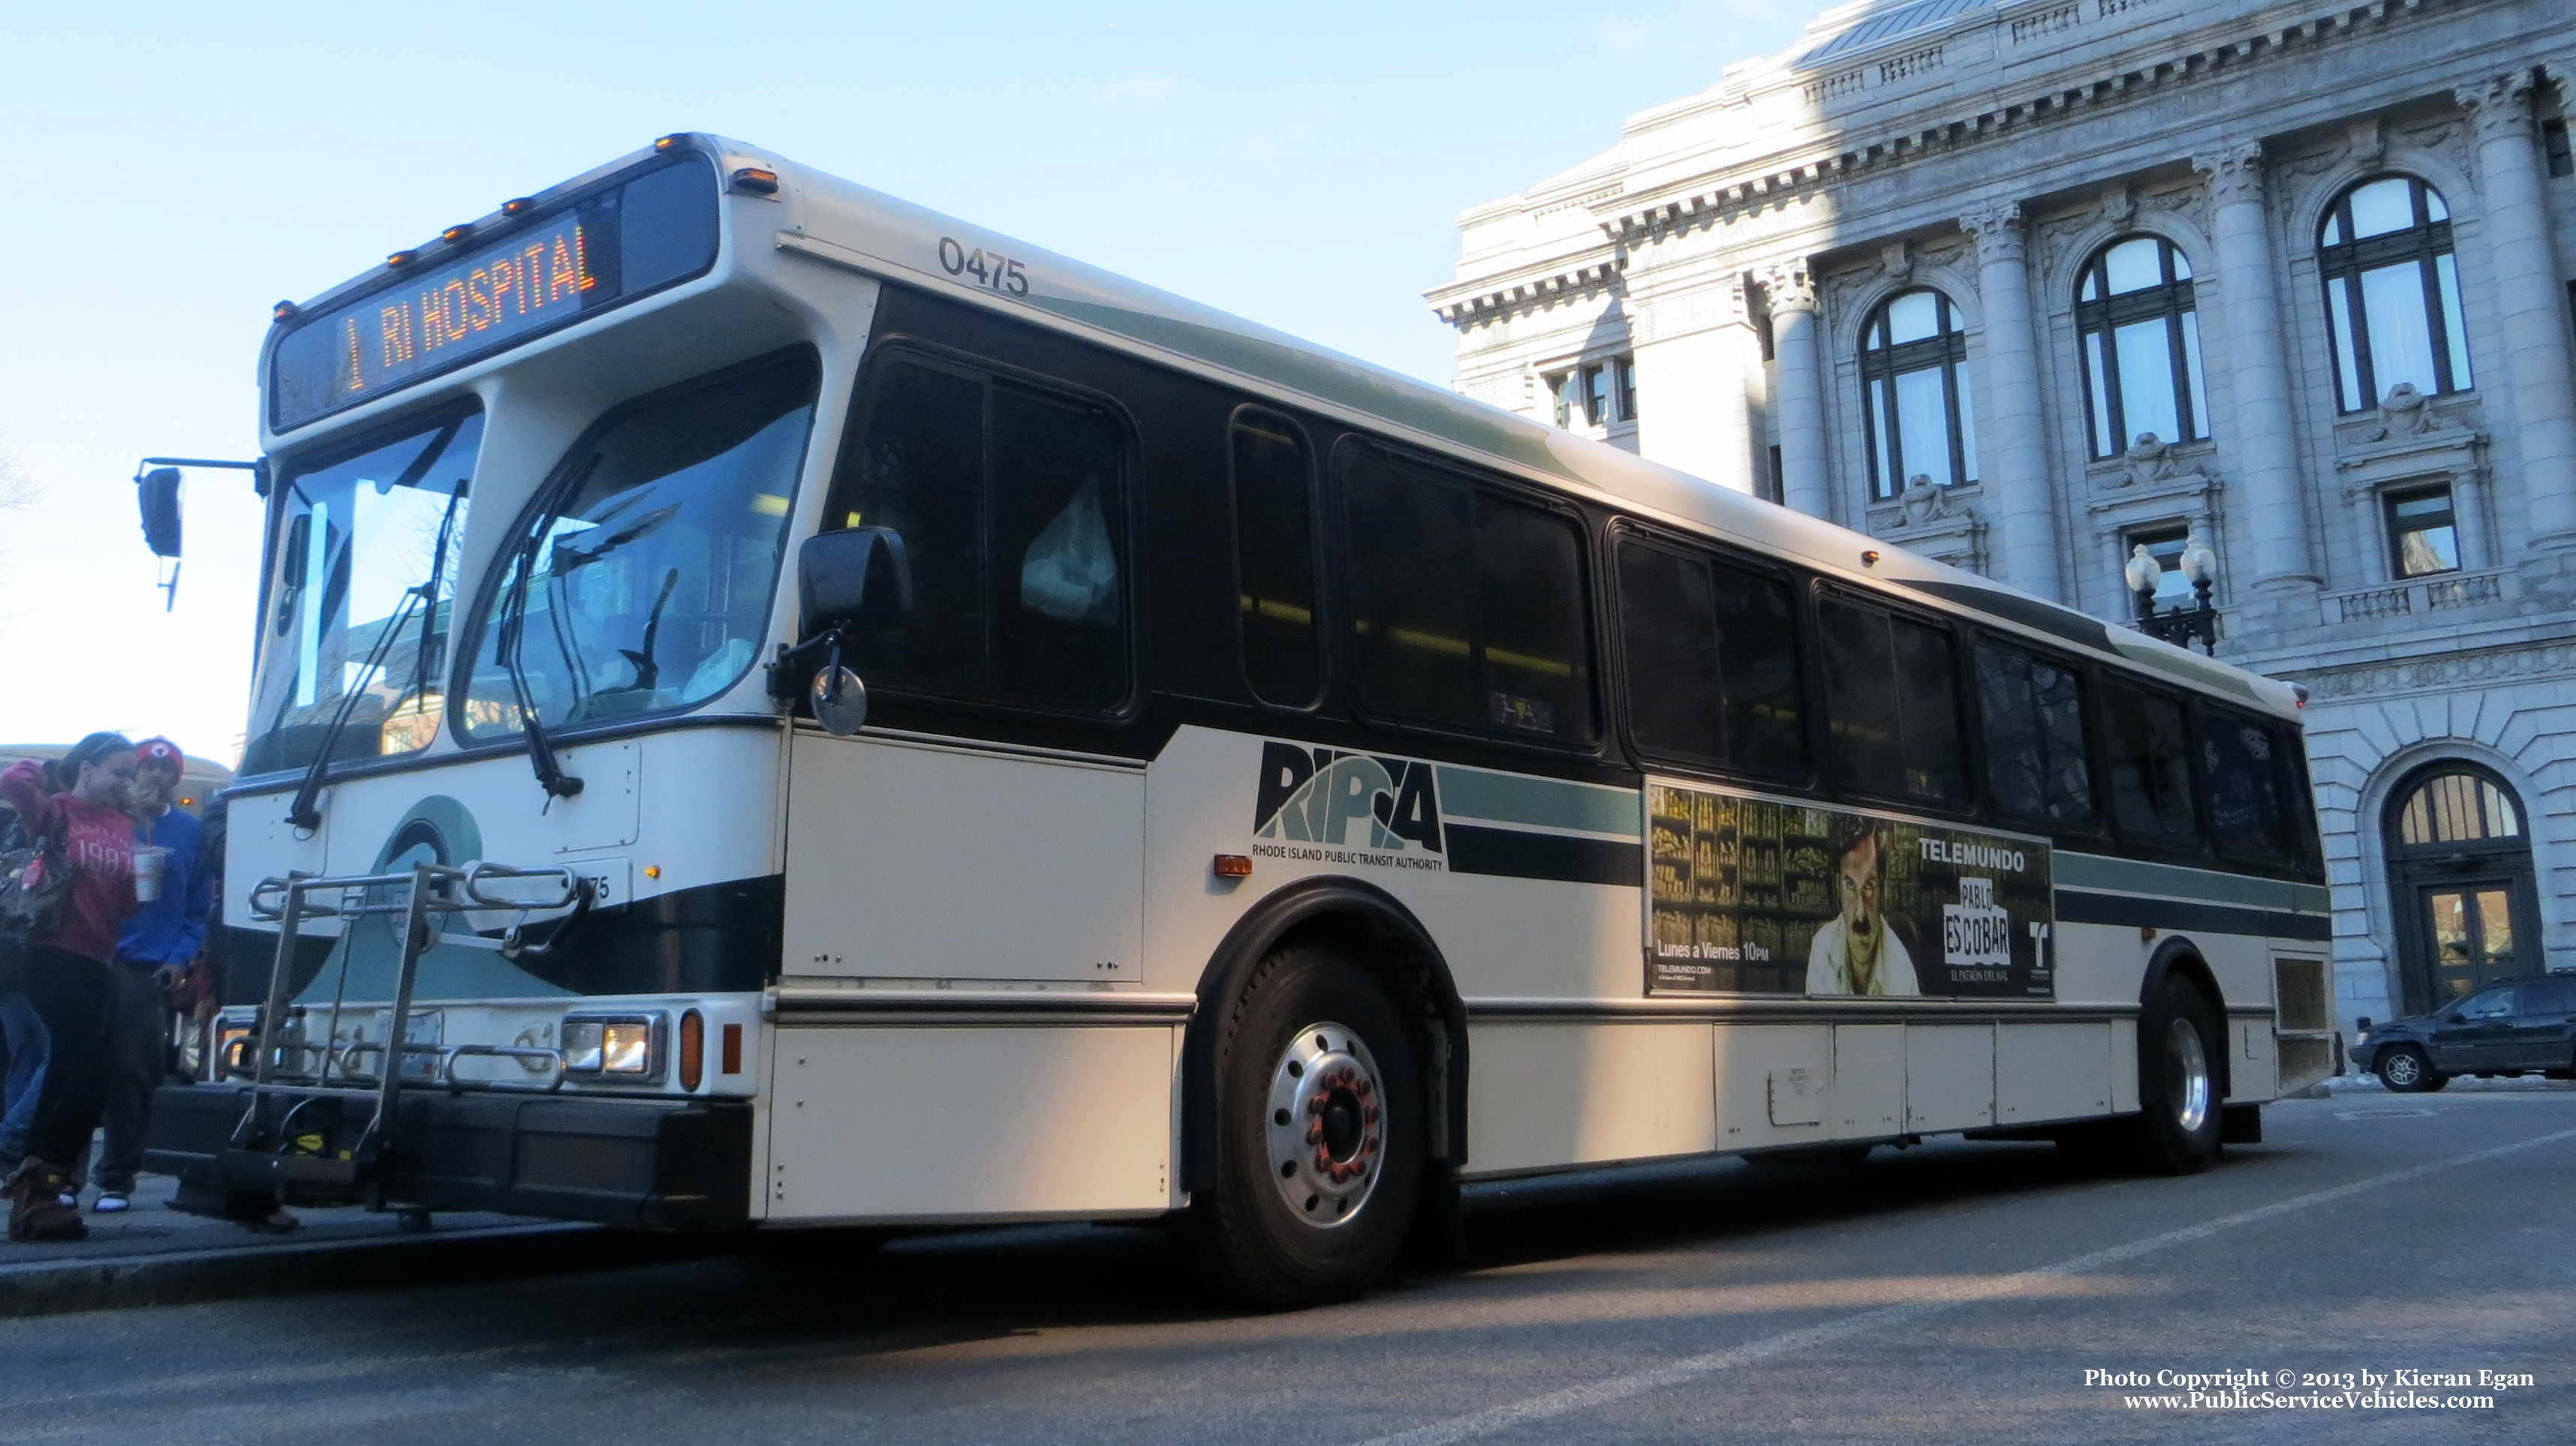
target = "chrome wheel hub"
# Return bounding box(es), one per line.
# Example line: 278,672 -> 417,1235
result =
2165,1018 -> 2211,1132
1265,1022 -> 1385,1229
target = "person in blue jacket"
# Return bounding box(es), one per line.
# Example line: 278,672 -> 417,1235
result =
91,738 -> 213,1213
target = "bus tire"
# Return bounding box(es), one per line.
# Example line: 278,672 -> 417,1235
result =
1181,940 -> 1425,1310
2137,976 -> 2223,1175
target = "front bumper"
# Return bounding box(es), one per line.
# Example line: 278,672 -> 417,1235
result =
144,1084 -> 753,1230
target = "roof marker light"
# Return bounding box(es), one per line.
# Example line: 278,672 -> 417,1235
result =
441,223 -> 477,244
655,134 -> 686,152
1861,549 -> 1881,567
272,299 -> 299,321
385,249 -> 418,269
501,197 -> 535,216
730,167 -> 780,196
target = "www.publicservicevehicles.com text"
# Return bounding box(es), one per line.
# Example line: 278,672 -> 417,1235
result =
2086,1368 -> 2533,1411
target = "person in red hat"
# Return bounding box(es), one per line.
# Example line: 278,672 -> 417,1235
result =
91,738 -> 214,1214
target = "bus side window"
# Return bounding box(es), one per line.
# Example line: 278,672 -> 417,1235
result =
1974,642 -> 2096,828
1711,564 -> 1805,780
1229,411 -> 1319,708
2200,708 -> 2291,863
1615,540 -> 1726,764
1342,451 -> 1596,744
2102,680 -> 2199,846
837,359 -> 986,693
830,356 -> 1130,711
1817,594 -> 1963,803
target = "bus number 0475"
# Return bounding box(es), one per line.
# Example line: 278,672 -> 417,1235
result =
938,237 -> 1029,296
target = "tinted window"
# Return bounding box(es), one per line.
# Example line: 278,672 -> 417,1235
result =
1819,595 -> 1963,802
1343,452 -> 1594,743
2457,985 -> 2517,1021
1975,644 -> 2094,828
2202,711 -> 2291,862
2103,681 -> 2198,845
829,356 -> 1129,711
1714,566 -> 1808,779
460,355 -> 817,740
1618,541 -> 1725,762
2521,976 -> 2574,1015
1231,412 -> 1319,707
1616,538 -> 1807,778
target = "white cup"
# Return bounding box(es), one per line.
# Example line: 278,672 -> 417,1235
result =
134,846 -> 170,903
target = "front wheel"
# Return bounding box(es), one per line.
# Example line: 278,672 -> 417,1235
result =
1180,942 -> 1426,1310
2376,1047 -> 2445,1093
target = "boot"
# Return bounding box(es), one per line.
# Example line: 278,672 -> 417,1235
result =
4,1159 -> 86,1242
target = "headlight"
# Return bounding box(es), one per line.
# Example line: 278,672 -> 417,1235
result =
561,1013 -> 662,1080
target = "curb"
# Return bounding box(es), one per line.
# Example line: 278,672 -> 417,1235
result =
0,1221 -> 732,1320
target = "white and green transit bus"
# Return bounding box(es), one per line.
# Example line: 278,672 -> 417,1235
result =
151,134 -> 2334,1307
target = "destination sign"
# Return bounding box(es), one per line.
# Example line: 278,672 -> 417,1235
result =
269,155 -> 720,431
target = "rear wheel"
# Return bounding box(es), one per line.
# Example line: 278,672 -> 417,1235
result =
2135,976 -> 2222,1174
1180,942 -> 1425,1310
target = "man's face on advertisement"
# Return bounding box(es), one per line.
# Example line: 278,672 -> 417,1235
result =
1837,835 -> 1881,936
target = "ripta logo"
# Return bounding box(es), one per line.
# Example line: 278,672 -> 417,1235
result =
1253,742 -> 1443,854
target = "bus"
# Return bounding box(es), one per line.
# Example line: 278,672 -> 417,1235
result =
149,134 -> 2335,1308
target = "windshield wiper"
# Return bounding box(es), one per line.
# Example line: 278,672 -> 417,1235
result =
498,530 -> 585,804
282,429 -> 464,831
496,458 -> 597,804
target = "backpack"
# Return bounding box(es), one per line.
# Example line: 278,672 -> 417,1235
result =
0,807 -> 80,944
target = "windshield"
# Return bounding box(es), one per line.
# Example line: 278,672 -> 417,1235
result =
242,411 -> 482,776
458,351 -> 819,738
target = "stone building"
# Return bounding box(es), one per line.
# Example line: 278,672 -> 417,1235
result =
1431,0 -> 2576,1036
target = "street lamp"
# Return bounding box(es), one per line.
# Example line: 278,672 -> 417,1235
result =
2126,524 -> 2221,653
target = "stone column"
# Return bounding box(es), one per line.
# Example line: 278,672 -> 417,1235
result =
2460,72 -> 2576,550
2195,143 -> 2319,594
1765,264 -> 1831,519
1629,276 -> 1762,495
1960,203 -> 2061,600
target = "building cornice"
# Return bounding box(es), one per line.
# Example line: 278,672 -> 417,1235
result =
1434,0 -> 2493,329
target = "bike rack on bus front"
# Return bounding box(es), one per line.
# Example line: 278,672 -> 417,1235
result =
224,860 -> 585,1208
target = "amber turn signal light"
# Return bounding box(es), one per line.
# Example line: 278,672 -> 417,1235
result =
730,167 -> 780,196
1213,854 -> 1253,879
720,1022 -> 743,1075
678,1009 -> 705,1092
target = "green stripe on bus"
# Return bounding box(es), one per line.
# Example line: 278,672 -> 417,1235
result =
1434,766 -> 1641,837
2054,851 -> 2328,914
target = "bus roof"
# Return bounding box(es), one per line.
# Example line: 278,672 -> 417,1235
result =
269,133 -> 2298,718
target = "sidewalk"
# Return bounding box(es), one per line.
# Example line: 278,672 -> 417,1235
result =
0,1174 -> 714,1319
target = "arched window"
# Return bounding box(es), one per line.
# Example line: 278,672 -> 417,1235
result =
2383,763 -> 2539,1010
2319,176 -> 2473,413
1859,289 -> 1978,501
2075,236 -> 2210,458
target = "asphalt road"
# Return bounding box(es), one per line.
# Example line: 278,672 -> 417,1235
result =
5,1088 -> 2571,1444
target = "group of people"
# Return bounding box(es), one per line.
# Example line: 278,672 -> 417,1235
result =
1,733 -> 215,1243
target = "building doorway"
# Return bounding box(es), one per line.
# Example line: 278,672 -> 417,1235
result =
2385,764 -> 2543,1014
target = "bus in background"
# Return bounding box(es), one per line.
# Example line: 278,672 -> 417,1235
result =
148,135 -> 2334,1308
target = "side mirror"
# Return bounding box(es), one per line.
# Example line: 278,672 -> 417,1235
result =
2355,1016 -> 2373,1032
799,526 -> 913,636
138,467 -> 183,558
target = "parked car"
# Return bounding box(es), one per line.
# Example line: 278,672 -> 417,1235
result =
2354,975 -> 2576,1092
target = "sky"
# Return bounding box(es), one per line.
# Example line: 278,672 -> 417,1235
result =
0,0 -> 1815,767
